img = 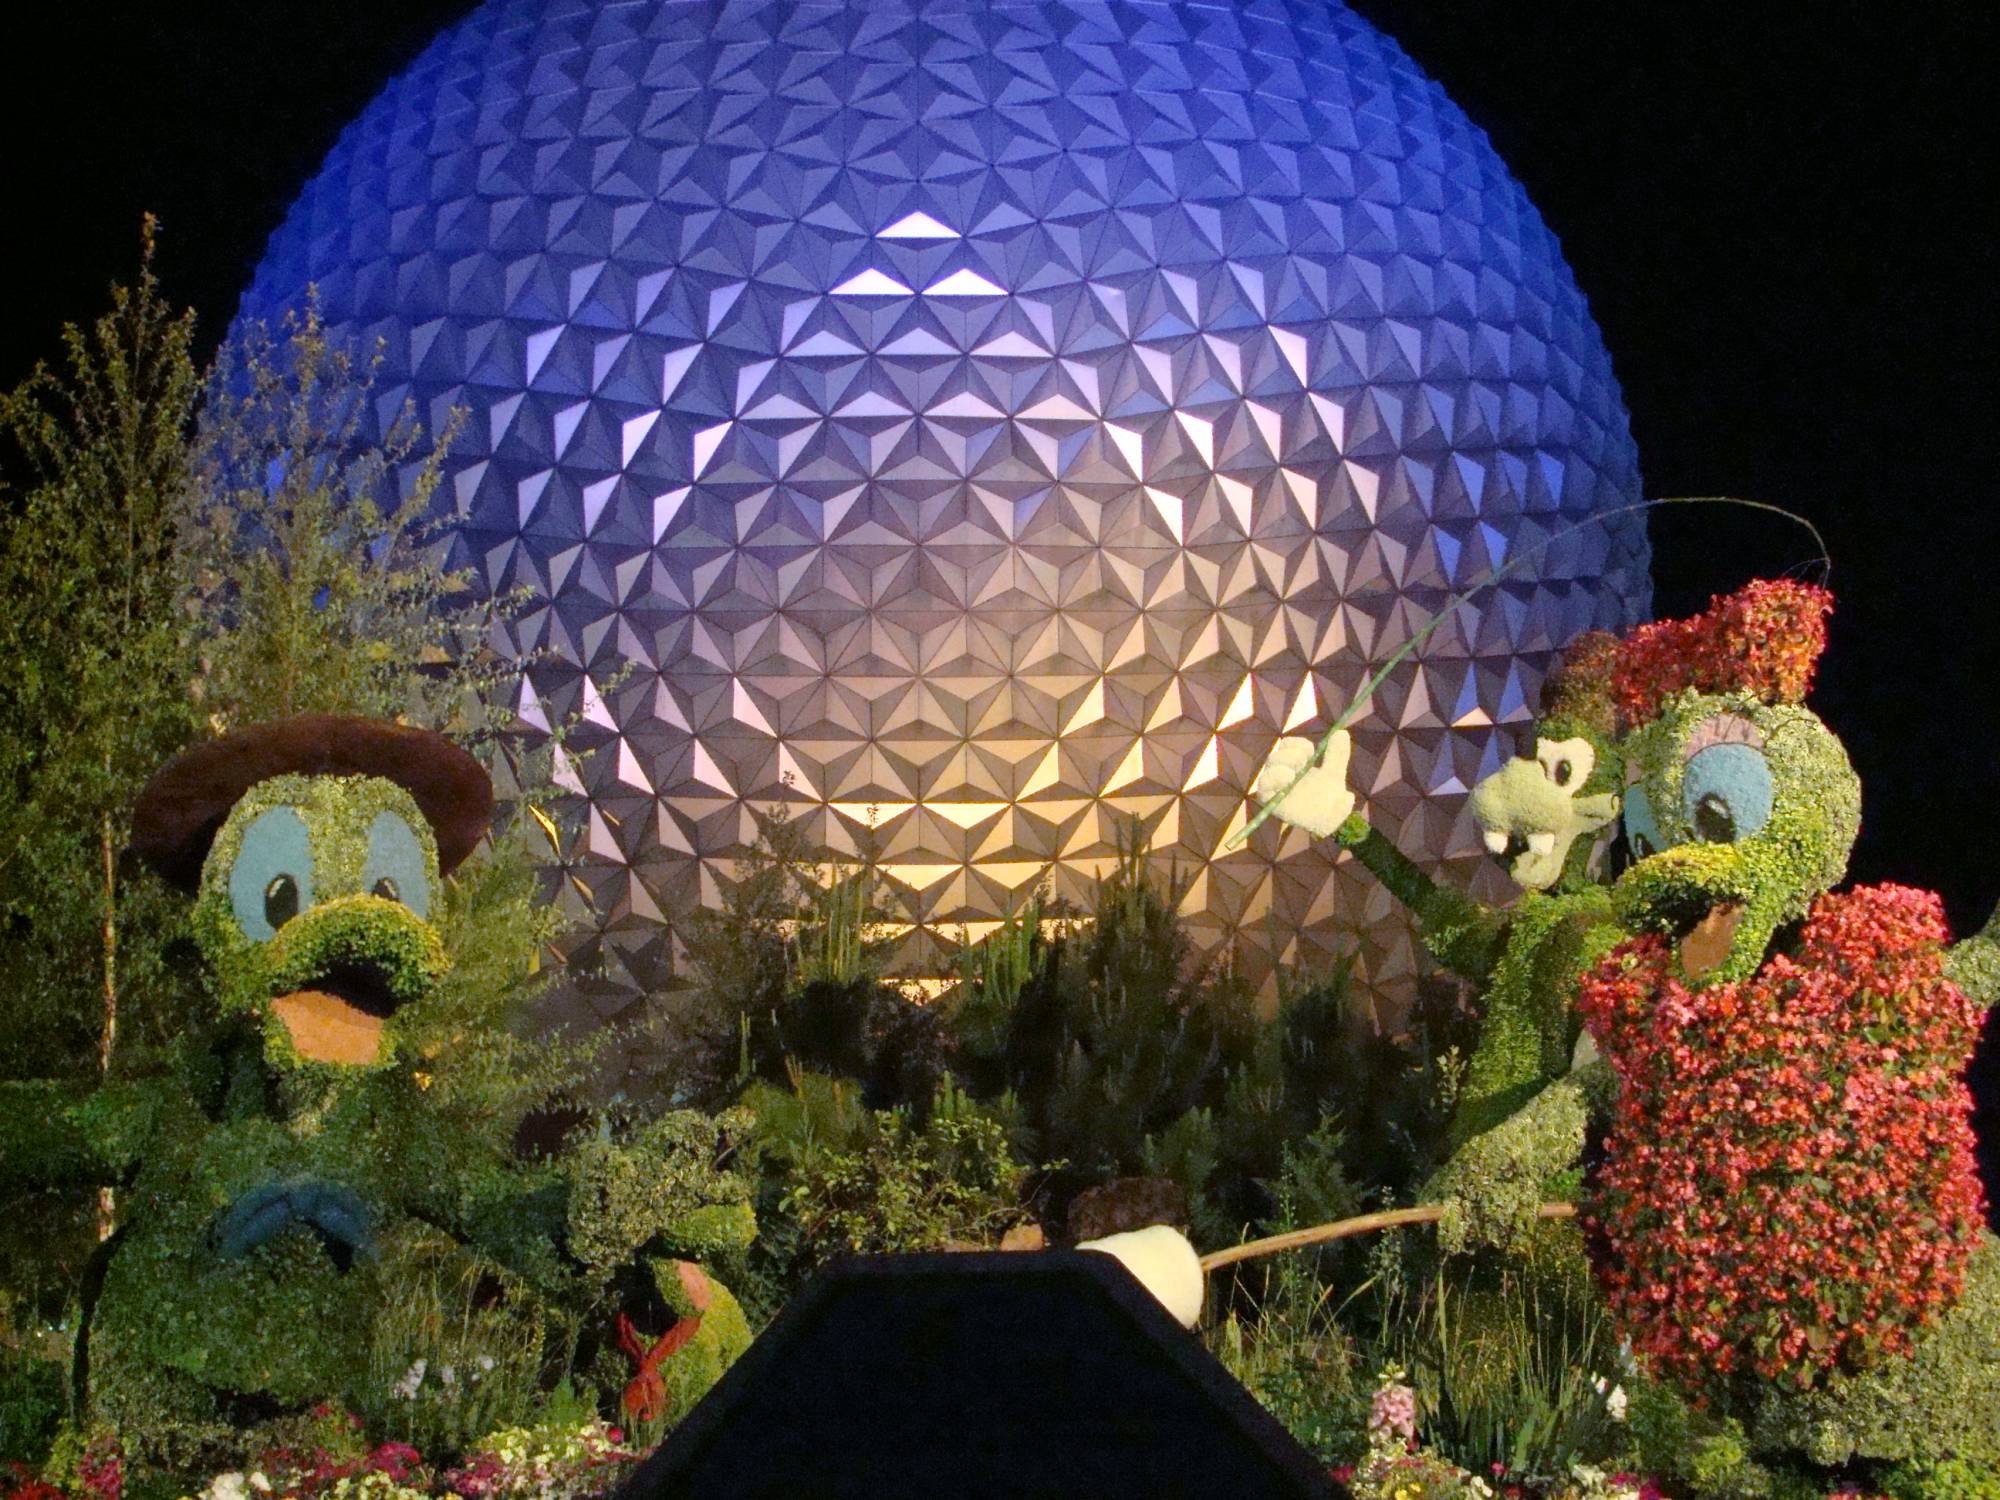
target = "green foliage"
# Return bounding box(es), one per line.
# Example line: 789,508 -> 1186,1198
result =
1373,1227 -> 1628,1481
561,1107 -> 757,1275
1619,1352 -> 1933,1500
755,976 -> 949,1114
1208,1159 -> 1371,1467
1210,1253 -> 1369,1467
942,830 -> 1457,1246
661,811 -> 814,1093
770,1074 -> 1035,1259
662,810 -> 927,1110
964,832 -> 1269,1238
1944,903 -> 2000,1012
356,1235 -> 553,1459
183,301 -> 502,736
1684,1432 -> 1781,1500
1881,1455 -> 2000,1500
0,226 -> 204,1313
723,1068 -> 1039,1319
1427,1070 -> 1596,1256
0,1342 -> 65,1464
0,220 -> 203,1077
952,892 -> 1045,1055
798,868 -> 892,987
1448,888 -> 1618,1149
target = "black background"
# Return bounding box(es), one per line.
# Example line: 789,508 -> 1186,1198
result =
4,2 -> 1996,1166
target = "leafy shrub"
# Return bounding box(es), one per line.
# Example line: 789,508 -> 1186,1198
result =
771,1075 -> 1036,1259
1880,1455 -> 2000,1500
751,977 -> 948,1115
355,1238 -> 551,1461
1624,1372 -> 1781,1500
951,831 -> 1449,1245
0,1344 -> 64,1464
1210,1249 -> 1369,1466
1580,884 -> 1986,1401
1372,1228 -> 1628,1482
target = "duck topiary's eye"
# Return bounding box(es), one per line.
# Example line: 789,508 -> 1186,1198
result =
1680,742 -> 1773,845
1623,781 -> 1667,862
229,807 -> 316,941
265,874 -> 300,929
363,811 -> 432,918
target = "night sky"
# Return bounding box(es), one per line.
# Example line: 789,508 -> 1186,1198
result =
6,3 -> 1996,1149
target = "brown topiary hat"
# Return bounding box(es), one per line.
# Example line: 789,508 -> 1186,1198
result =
130,714 -> 493,891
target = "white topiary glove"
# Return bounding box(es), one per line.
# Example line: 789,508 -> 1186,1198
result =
1252,731 -> 1356,839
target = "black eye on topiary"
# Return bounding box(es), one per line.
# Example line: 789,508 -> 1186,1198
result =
372,876 -> 401,904
1694,792 -> 1738,844
264,874 -> 300,929
1554,758 -> 1574,787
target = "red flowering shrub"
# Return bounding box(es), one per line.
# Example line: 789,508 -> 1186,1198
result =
1,1465 -> 68,1500
1579,884 -> 1985,1400
1611,578 -> 1832,725
73,1444 -> 119,1500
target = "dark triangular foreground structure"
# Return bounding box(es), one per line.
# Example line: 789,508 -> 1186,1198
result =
617,1251 -> 1343,1500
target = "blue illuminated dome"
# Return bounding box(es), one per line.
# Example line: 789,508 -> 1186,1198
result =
243,0 -> 1649,1009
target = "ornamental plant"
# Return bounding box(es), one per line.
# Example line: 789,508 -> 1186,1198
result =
1579,884 -> 1986,1401
160,1415 -> 636,1500
1607,578 -> 1831,726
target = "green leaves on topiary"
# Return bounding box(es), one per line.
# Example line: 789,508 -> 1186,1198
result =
1751,1232 -> 2000,1468
1427,1070 -> 1595,1257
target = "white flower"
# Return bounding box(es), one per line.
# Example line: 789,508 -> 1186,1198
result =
249,1477 -> 272,1494
1592,1374 -> 1629,1421
477,1354 -> 496,1372
205,1473 -> 248,1500
440,1363 -> 457,1388
391,1357 -> 428,1400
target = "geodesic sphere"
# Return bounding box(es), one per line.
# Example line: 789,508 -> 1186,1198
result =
241,0 -> 1649,1009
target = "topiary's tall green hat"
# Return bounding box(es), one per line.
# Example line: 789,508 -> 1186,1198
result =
129,713 -> 492,890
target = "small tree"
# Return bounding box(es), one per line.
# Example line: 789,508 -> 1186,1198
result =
183,299 -> 504,736
181,297 -> 591,1099
0,221 -> 202,1239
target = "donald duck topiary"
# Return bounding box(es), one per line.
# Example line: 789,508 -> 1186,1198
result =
1,715 -> 755,1468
